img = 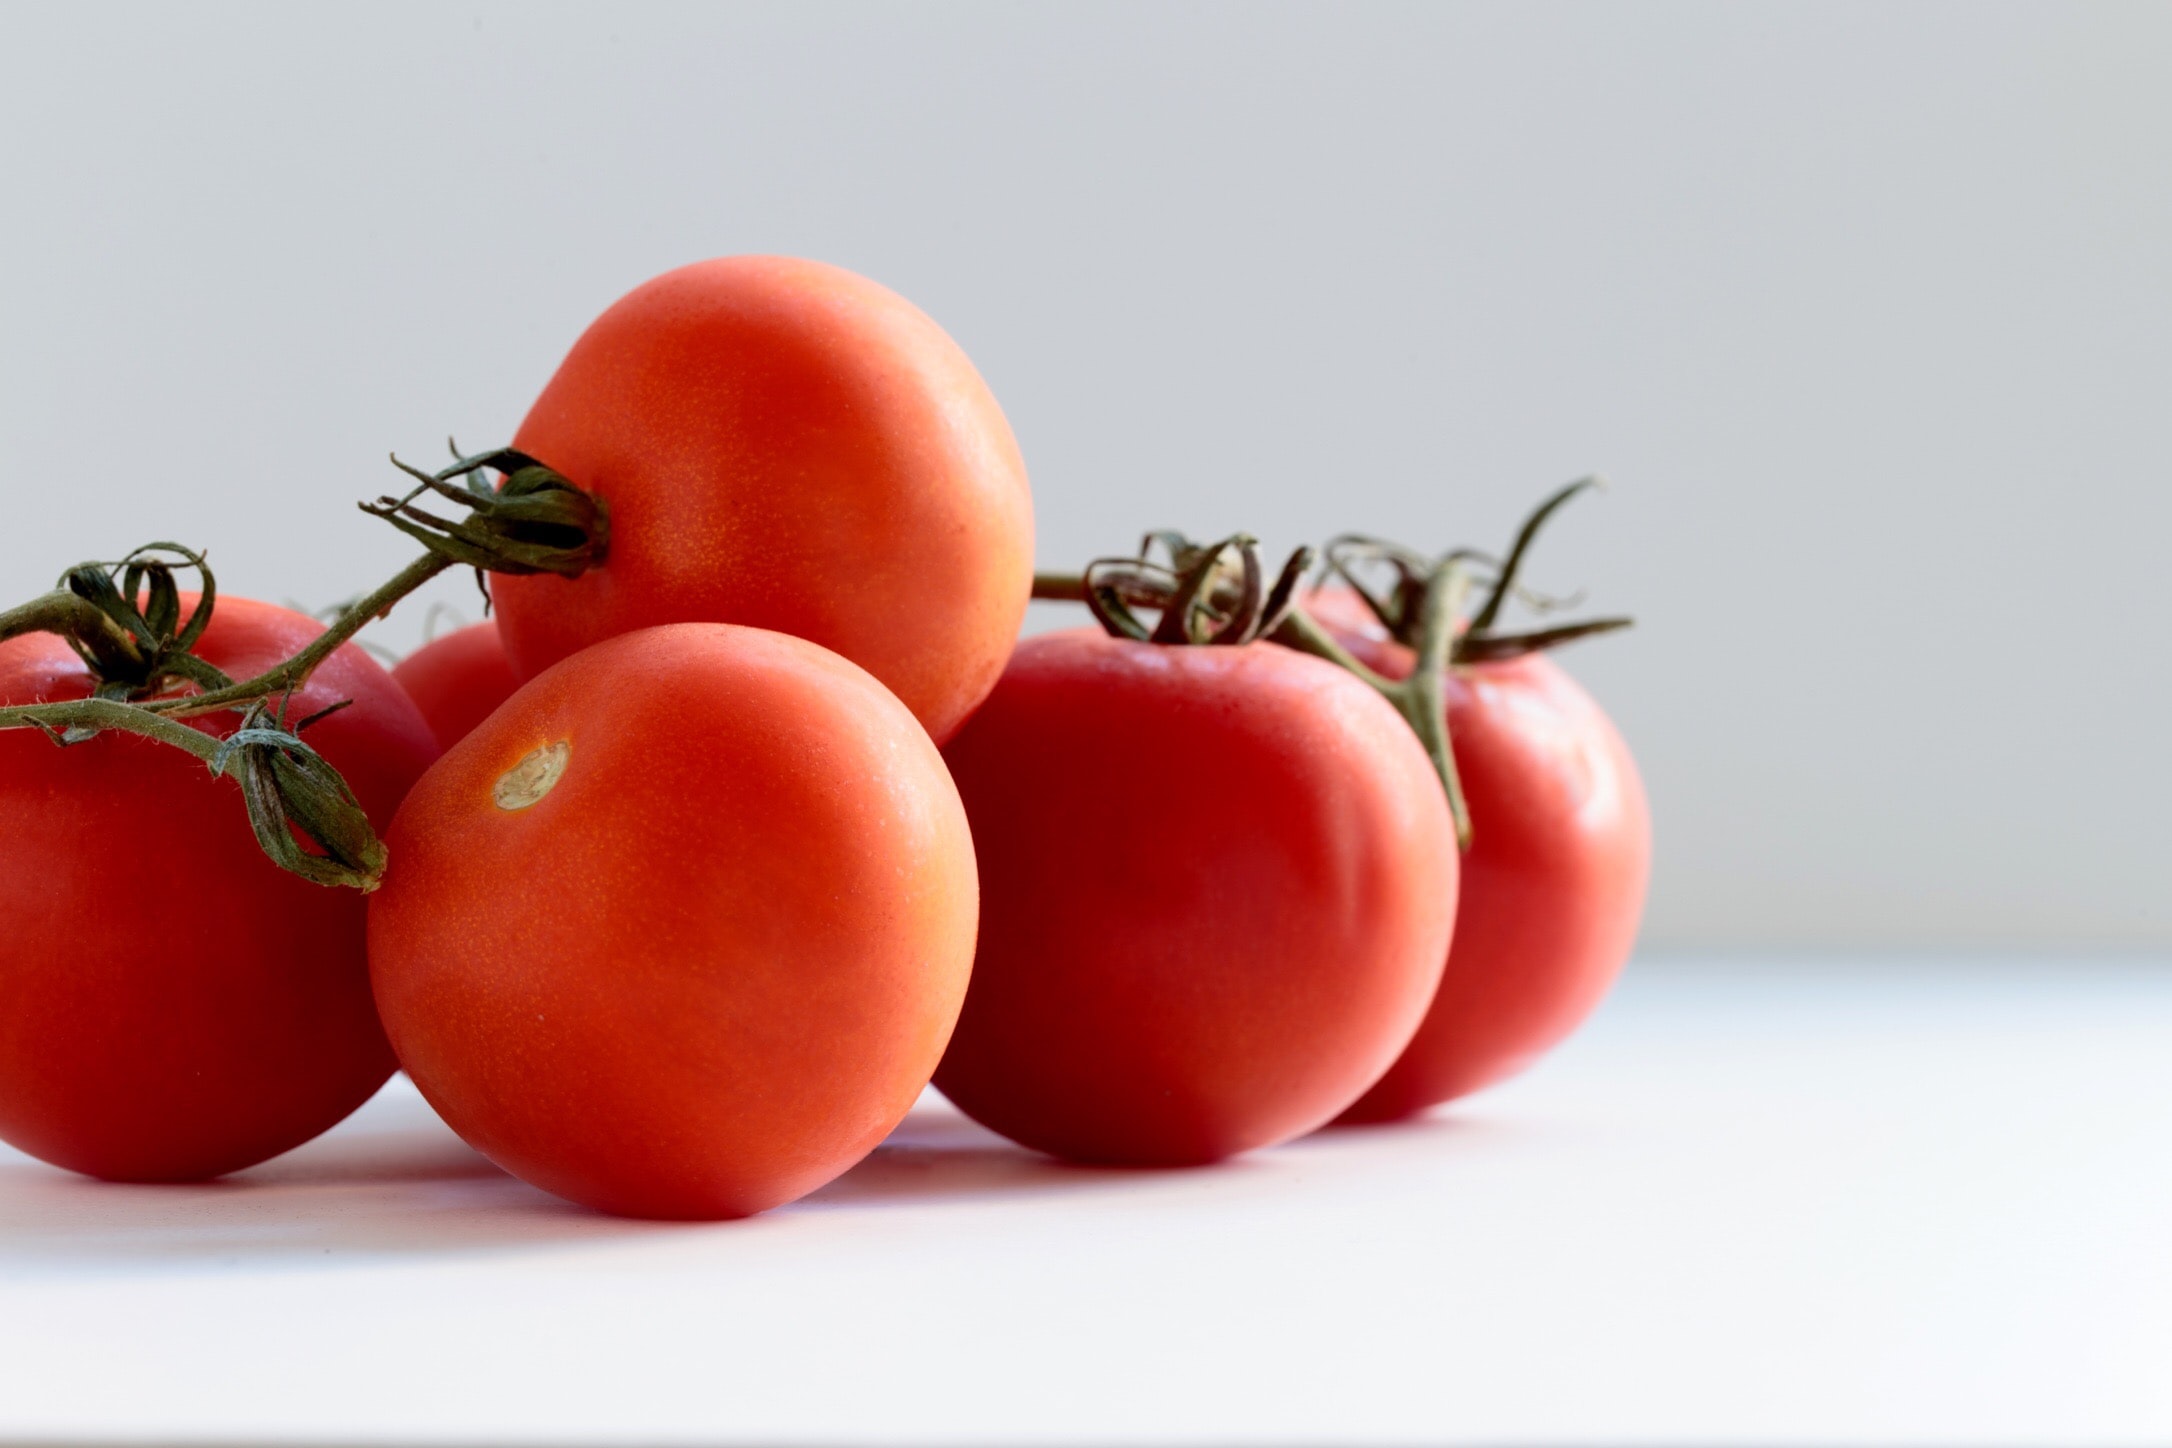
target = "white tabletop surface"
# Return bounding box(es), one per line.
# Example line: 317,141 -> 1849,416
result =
2,957 -> 2167,1447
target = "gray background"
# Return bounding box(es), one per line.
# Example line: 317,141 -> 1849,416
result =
2,2 -> 2165,951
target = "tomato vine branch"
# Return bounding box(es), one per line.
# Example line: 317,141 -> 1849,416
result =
0,591 -> 142,666
1322,477 -> 1634,668
139,553 -> 452,719
1032,537 -> 1475,847
1273,560 -> 1473,848
1028,478 -> 1635,851
0,445 -> 607,890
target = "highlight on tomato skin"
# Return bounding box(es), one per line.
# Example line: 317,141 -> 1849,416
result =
932,627 -> 1459,1167
0,596 -> 440,1183
366,622 -> 982,1221
1302,586 -> 1653,1122
392,620 -> 521,750
490,254 -> 1035,746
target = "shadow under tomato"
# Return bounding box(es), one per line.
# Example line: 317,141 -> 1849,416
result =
1311,1104 -> 1496,1139
0,1158 -> 666,1276
0,1094 -> 1119,1273
0,1086 -> 671,1273
798,1101 -> 1189,1208
0,1084 -> 1315,1273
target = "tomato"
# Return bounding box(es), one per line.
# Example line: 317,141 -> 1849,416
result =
367,623 -> 980,1220
490,256 -> 1034,744
933,628 -> 1458,1165
1304,587 -> 1651,1121
0,596 -> 439,1181
392,620 -> 519,749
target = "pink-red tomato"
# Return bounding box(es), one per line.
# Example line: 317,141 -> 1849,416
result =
933,629 -> 1458,1165
392,620 -> 519,749
0,597 -> 439,1181
490,255 -> 1034,745
367,623 -> 980,1220
1304,587 -> 1651,1121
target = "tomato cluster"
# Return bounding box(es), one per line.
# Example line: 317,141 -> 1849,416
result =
0,255 -> 1647,1219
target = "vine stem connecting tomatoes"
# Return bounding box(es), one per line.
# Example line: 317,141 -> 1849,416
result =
1024,479 -> 1648,1126
0,253 -> 1656,1218
0,592 -> 439,1179
0,446 -> 608,888
1026,476 -> 1631,848
936,533 -> 1462,1164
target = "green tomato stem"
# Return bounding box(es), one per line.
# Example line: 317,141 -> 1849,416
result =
0,589 -> 146,673
141,552 -> 452,718
1270,564 -> 1473,850
0,444 -> 608,889
1033,550 -> 1475,849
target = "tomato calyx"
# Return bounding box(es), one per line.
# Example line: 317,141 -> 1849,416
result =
1026,478 -> 1636,852
363,443 -> 610,584
0,545 -> 236,717
1033,535 -> 1473,846
1327,476 -> 1634,667
211,698 -> 390,889
166,448 -> 608,726
0,447 -> 611,891
0,548 -> 390,889
1078,533 -> 1313,646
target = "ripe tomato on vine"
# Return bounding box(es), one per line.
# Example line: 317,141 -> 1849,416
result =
492,256 -> 1035,744
0,588 -> 438,1181
936,538 -> 1459,1164
369,623 -> 981,1219
1300,481 -> 1650,1119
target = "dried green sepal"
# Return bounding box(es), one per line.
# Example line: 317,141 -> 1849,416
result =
1323,477 -> 1633,667
1081,535 -> 1314,647
363,444 -> 609,580
210,706 -> 386,891
34,544 -> 233,697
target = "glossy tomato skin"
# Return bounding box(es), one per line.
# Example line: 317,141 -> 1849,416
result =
1304,588 -> 1652,1121
934,628 -> 1458,1165
491,256 -> 1034,745
368,623 -> 980,1220
392,620 -> 520,750
0,597 -> 439,1181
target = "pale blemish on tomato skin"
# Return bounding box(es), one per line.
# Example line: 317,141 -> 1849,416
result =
494,740 -> 570,811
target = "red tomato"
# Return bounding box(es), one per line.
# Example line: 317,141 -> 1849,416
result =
1304,587 -> 1651,1120
0,597 -> 439,1181
367,623 -> 980,1219
392,620 -> 519,749
934,629 -> 1458,1165
491,256 -> 1034,744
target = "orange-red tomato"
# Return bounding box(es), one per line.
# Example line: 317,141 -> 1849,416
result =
490,256 -> 1034,744
1304,588 -> 1651,1120
367,624 -> 980,1219
392,620 -> 519,749
934,629 -> 1458,1165
0,597 -> 438,1181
